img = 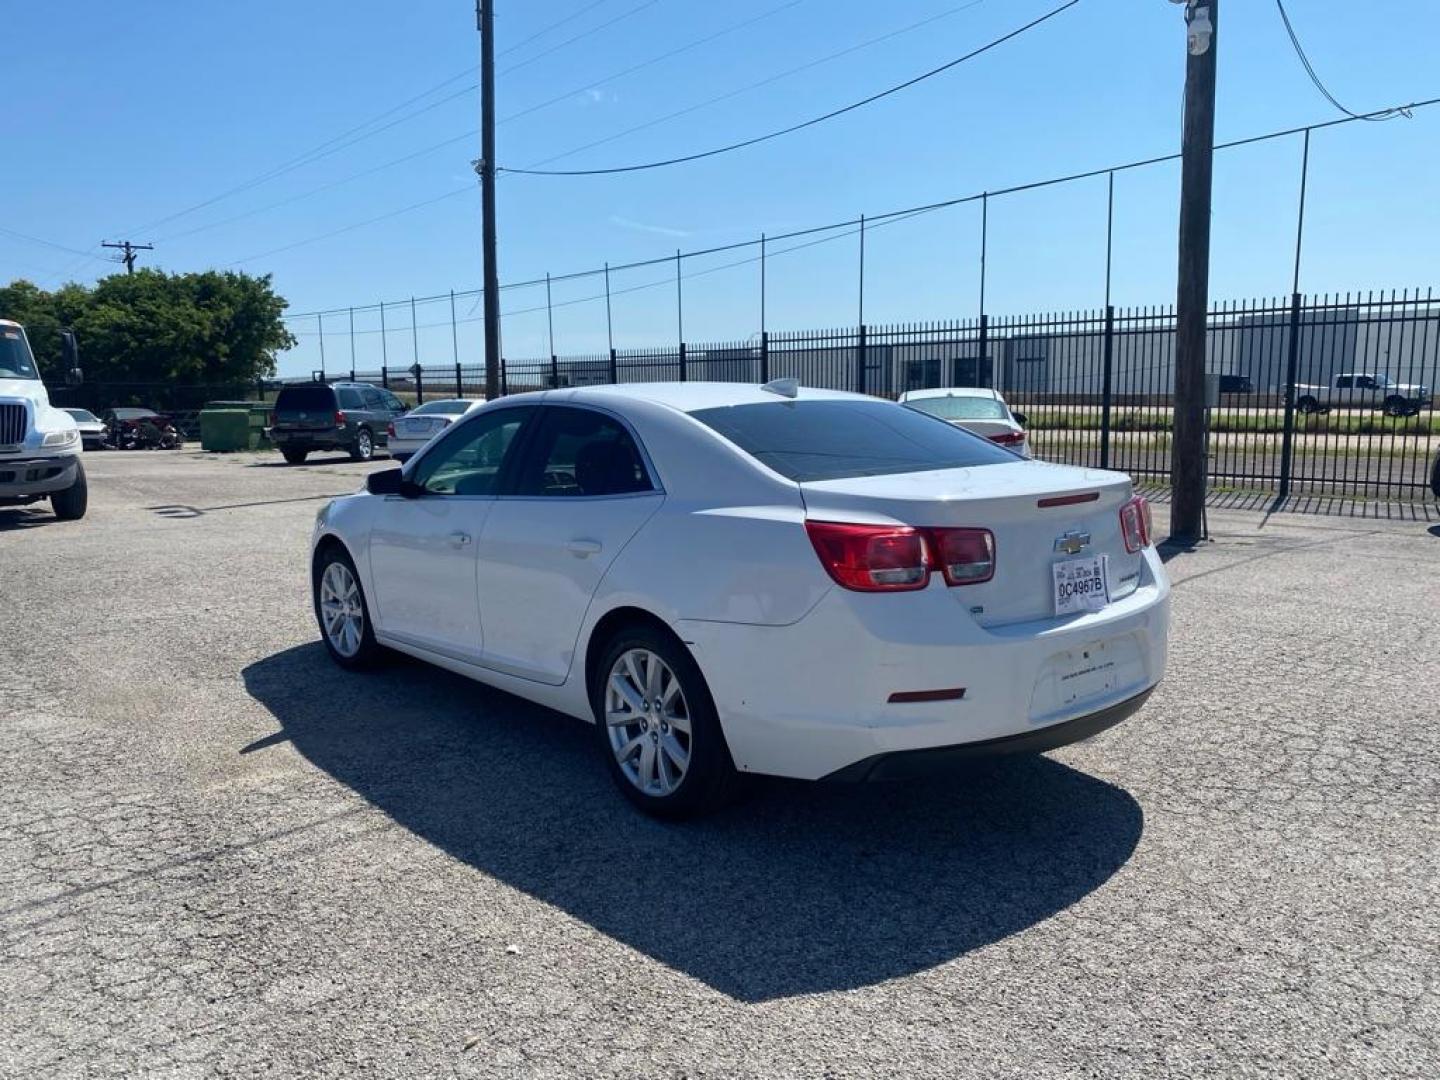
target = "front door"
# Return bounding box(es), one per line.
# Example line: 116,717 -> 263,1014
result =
368,405 -> 534,662
476,405 -> 663,685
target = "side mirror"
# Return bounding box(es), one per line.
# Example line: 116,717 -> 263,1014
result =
60,329 -> 82,386
1011,411 -> 1028,427
366,467 -> 418,498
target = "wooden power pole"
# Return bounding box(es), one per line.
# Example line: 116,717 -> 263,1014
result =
477,0 -> 501,400
1170,0 -> 1217,543
101,240 -> 154,274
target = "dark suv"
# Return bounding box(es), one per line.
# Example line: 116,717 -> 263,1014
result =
270,382 -> 408,464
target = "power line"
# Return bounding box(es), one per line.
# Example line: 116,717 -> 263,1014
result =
0,225 -> 102,261
1272,0 -> 1408,123
498,0 -> 667,78
156,1 -> 809,246
508,0 -> 992,175
276,96 -> 1440,321
499,0 -> 1079,176
495,0 -> 615,60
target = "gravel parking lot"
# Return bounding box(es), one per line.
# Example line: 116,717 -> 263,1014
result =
2,448 -> 1437,1079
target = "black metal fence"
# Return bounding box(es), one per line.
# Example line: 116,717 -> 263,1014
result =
55,289 -> 1438,503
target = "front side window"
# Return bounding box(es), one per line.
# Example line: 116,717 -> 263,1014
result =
380,390 -> 407,411
690,399 -> 1016,483
360,387 -> 387,409
0,327 -> 39,380
337,388 -> 366,410
510,407 -> 653,497
410,406 -> 533,497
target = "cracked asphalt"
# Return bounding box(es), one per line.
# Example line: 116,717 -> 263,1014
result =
2,448 -> 1437,1079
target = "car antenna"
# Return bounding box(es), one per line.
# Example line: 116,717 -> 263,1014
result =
761,378 -> 799,399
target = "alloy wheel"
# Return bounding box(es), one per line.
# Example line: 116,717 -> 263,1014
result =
605,648 -> 692,797
319,561 -> 364,658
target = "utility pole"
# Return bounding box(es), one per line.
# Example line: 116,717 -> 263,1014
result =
101,240 -> 154,274
476,0 -> 501,400
1169,0 -> 1217,543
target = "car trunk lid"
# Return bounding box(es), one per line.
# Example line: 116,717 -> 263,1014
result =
799,461 -> 1139,627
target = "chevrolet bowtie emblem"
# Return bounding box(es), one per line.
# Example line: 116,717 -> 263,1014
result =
1054,530 -> 1092,555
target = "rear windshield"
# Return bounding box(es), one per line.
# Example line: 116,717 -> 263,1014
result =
904,395 -> 1008,421
275,385 -> 336,411
65,409 -> 100,423
689,399 -> 1017,482
410,399 -> 473,416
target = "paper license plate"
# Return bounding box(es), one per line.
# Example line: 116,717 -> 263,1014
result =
1053,555 -> 1110,615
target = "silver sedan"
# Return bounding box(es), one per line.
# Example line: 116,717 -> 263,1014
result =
385,399 -> 483,462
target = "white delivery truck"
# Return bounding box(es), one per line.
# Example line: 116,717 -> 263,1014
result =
0,319 -> 87,520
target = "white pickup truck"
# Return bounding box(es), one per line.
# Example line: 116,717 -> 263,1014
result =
0,319 -> 87,520
1294,372 -> 1433,417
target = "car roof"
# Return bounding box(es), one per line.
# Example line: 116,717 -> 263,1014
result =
0,319 -> 20,329
535,381 -> 872,414
900,386 -> 1002,402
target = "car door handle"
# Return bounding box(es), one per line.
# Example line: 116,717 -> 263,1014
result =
449,531 -> 472,547
567,538 -> 603,557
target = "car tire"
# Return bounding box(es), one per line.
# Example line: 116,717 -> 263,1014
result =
350,428 -> 374,462
50,460 -> 88,521
1431,451 -> 1440,500
590,623 -> 741,819
283,448 -> 309,465
313,544 -> 383,671
1383,396 -> 1409,418
1296,396 -> 1319,415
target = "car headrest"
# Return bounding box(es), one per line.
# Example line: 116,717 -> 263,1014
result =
574,439 -> 646,497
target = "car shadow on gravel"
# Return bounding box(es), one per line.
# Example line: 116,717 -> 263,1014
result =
243,643 -> 1143,1003
0,508 -> 59,531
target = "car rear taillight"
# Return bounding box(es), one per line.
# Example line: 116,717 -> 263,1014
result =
928,527 -> 996,585
334,410 -> 347,428
989,431 -> 1026,447
1120,495 -> 1153,553
386,422 -> 396,438
805,521 -> 996,592
805,522 -> 930,592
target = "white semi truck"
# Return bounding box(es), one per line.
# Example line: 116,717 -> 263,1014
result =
0,319 -> 87,520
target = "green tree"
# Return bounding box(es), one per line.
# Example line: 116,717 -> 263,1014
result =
0,270 -> 295,384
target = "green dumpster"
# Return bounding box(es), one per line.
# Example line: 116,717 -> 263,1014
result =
199,402 -> 271,452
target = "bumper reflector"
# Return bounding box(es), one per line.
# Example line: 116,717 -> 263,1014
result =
888,688 -> 967,704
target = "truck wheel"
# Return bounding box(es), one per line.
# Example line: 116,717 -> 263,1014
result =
50,461 -> 88,521
1296,396 -> 1319,415
1383,396 -> 1409,418
282,448 -> 309,465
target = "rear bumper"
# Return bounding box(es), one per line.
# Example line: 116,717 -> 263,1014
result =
0,454 -> 79,497
272,428 -> 350,449
679,546 -> 1170,781
822,687 -> 1153,782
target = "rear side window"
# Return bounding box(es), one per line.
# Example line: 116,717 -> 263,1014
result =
689,400 -> 1016,482
510,407 -> 653,497
274,385 -> 335,411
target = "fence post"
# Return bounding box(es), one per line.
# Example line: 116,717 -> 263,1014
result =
679,342 -> 688,383
856,324 -> 868,395
978,314 -> 990,390
1101,305 -> 1115,469
550,353 -> 559,389
1277,291 -> 1303,500
760,331 -> 770,384
455,361 -> 462,396
381,365 -> 389,390
608,348 -> 618,385
500,355 -> 508,397
413,364 -> 424,405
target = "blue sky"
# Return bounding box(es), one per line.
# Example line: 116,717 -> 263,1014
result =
2,0 -> 1436,377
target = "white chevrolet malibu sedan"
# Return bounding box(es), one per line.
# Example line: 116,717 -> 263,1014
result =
311,382 -> 1169,817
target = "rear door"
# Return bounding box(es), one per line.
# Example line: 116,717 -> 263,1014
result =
475,405 -> 664,685
368,406 -> 534,661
